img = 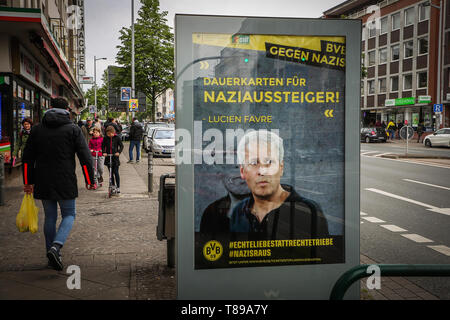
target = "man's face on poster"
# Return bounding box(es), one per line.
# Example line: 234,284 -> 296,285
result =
240,141 -> 284,200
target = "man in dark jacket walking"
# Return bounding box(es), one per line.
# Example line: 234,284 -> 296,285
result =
22,97 -> 95,271
128,118 -> 143,163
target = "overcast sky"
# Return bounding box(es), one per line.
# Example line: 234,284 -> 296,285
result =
84,0 -> 344,88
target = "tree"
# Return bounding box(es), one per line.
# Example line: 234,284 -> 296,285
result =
113,0 -> 174,122
83,70 -> 109,119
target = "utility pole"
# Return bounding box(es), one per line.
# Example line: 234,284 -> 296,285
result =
131,0 -> 135,122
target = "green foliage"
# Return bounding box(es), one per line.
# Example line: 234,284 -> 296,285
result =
113,0 -> 174,121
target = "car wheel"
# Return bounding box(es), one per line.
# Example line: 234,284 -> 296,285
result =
365,137 -> 370,143
425,139 -> 432,148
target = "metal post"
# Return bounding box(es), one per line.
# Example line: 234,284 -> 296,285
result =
436,0 -> 443,130
0,154 -> 4,206
148,150 -> 153,193
94,55 -> 97,112
131,0 -> 135,121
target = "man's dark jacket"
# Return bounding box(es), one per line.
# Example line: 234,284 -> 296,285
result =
22,109 -> 94,200
229,185 -> 330,240
129,122 -> 144,141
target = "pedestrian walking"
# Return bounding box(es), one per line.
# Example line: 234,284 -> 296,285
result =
89,127 -> 104,186
417,122 -> 424,143
22,97 -> 95,271
81,118 -> 94,145
12,118 -> 33,166
128,118 -> 143,163
387,120 -> 396,140
102,125 -> 124,194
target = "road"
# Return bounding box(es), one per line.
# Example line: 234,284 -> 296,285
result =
361,142 -> 450,299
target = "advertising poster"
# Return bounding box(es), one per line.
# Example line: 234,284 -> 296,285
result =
192,33 -> 346,269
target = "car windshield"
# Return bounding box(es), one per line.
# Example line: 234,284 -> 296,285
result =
154,130 -> 174,139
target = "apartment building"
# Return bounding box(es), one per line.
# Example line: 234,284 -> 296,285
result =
0,0 -> 85,168
156,88 -> 174,121
324,0 -> 450,129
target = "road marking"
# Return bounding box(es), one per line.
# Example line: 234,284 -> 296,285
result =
363,155 -> 450,169
427,245 -> 450,257
373,152 -> 391,157
401,234 -> 434,243
403,179 -> 450,191
360,212 -> 368,216
365,188 -> 436,209
362,217 -> 386,223
380,225 -> 407,232
361,151 -> 379,156
365,188 -> 450,216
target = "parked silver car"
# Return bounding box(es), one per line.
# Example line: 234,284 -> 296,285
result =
423,128 -> 450,148
148,128 -> 175,156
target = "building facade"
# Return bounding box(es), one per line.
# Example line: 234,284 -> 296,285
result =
0,0 -> 85,167
155,88 -> 174,121
324,0 -> 450,130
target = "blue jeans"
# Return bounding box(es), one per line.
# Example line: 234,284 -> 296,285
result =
129,140 -> 141,161
42,199 -> 76,252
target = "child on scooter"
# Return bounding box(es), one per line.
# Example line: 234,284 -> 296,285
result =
89,127 -> 104,188
102,125 -> 124,193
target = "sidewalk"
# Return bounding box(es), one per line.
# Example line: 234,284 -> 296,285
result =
0,145 -> 176,299
0,144 -> 441,300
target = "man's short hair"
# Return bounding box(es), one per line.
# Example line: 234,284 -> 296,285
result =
51,97 -> 69,109
237,130 -> 284,165
105,125 -> 116,134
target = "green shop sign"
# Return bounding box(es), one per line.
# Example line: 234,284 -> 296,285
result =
395,97 -> 415,106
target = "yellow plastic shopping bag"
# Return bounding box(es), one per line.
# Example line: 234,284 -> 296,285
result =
16,194 -> 39,233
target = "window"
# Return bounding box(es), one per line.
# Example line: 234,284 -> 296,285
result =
392,13 -> 400,30
404,40 -> 413,58
362,25 -> 366,41
361,81 -> 364,96
0,0 -> 7,5
369,20 -> 376,38
419,4 -> 430,21
405,7 -> 415,26
380,17 -> 388,34
417,72 -> 427,88
368,80 -> 375,95
379,47 -> 387,64
403,74 -> 412,90
378,78 -> 387,93
391,76 -> 399,92
418,37 -> 428,55
368,50 -> 376,66
391,44 -> 400,61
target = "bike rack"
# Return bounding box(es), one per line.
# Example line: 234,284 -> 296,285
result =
330,264 -> 450,300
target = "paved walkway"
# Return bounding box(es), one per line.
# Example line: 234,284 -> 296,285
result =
0,143 -> 441,300
0,145 -> 176,300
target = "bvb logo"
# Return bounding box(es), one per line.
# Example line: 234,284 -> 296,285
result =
203,240 -> 223,261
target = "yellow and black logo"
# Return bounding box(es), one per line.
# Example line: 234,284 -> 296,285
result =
203,240 -> 223,261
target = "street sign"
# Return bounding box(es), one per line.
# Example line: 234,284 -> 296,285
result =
121,87 -> 131,101
128,99 -> 138,111
400,126 -> 414,140
88,105 -> 96,113
176,15 -> 360,300
79,76 -> 94,84
433,104 -> 443,113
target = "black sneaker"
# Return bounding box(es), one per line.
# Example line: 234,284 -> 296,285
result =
136,159 -> 140,163
47,246 -> 63,271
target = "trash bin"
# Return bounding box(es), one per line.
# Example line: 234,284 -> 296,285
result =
156,173 -> 175,268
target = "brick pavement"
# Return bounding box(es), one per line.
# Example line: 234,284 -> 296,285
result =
0,143 -> 176,299
0,143 -> 442,300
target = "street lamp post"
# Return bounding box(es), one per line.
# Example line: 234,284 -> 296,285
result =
131,0 -> 135,121
94,56 -> 107,117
